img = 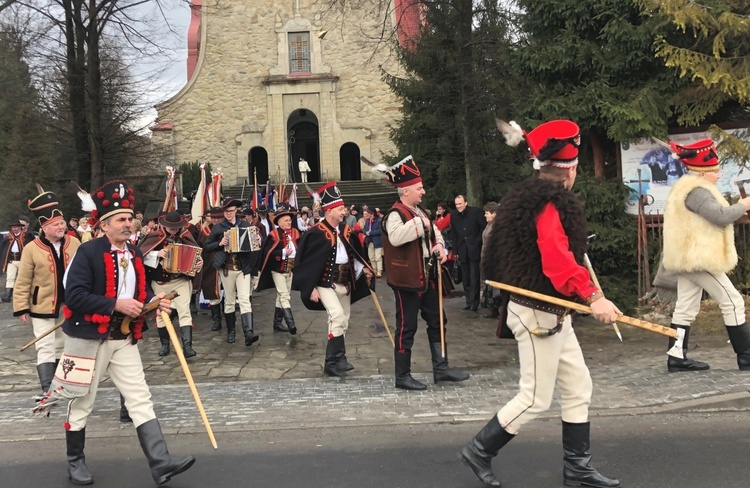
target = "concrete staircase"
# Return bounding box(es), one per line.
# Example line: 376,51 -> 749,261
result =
222,180 -> 399,211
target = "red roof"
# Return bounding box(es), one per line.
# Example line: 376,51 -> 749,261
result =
394,0 -> 424,51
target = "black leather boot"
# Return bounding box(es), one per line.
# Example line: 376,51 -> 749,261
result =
324,335 -> 348,377
283,308 -> 298,335
395,350 -> 426,390
189,293 -> 198,314
726,323 -> 750,370
241,312 -> 259,346
120,393 -> 132,422
562,421 -> 620,488
136,418 -> 195,486
210,304 -> 222,331
338,335 -> 354,372
1,287 -> 12,303
667,324 -> 709,372
181,326 -> 197,358
157,327 -> 170,357
272,307 -> 288,332
460,416 -> 515,487
36,362 -> 56,393
430,342 -> 470,383
225,312 -> 236,344
66,428 -> 94,485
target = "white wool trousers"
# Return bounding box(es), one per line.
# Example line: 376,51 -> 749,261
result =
672,271 -> 746,326
495,301 -> 592,434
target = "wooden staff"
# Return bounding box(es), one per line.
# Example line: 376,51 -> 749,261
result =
437,257 -> 446,358
485,280 -> 678,339
20,317 -> 65,352
160,310 -> 218,449
583,254 -> 622,342
369,287 -> 395,348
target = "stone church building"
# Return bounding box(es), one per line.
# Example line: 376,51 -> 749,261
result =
152,0 -> 421,186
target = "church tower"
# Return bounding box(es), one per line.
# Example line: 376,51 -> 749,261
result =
152,0 -> 422,186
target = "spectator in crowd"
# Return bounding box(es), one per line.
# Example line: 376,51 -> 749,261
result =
450,195 -> 486,312
480,201 -> 500,318
362,207 -> 383,278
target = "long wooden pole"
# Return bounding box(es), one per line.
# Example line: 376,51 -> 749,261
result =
369,288 -> 395,348
20,317 -> 65,352
485,280 -> 677,339
583,254 -> 622,342
160,311 -> 218,449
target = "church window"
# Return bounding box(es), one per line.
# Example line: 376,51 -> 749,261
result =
289,32 -> 311,74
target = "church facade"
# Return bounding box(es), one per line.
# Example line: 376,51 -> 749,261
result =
152,0 -> 421,186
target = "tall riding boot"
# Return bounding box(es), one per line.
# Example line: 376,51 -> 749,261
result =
338,335 -> 354,372
1,287 -> 12,303
394,350 -> 426,390
324,335 -> 348,377
225,312 -> 236,344
120,393 -> 132,422
241,312 -> 259,346
136,418 -> 195,486
36,362 -> 56,393
429,342 -> 470,383
283,308 -> 297,335
562,421 -> 620,488
460,415 -> 515,487
181,326 -> 197,358
726,323 -> 750,370
667,324 -> 709,372
272,307 -> 288,332
157,327 -> 170,357
66,428 -> 94,485
210,304 -> 222,331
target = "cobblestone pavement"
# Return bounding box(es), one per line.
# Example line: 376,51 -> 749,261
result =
1,284 -> 748,442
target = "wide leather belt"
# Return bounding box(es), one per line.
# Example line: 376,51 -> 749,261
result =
285,258 -> 295,272
509,293 -> 569,317
9,252 -> 21,261
108,315 -> 129,340
330,264 -> 351,284
223,255 -> 241,271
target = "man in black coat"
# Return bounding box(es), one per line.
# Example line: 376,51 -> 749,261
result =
450,195 -> 486,311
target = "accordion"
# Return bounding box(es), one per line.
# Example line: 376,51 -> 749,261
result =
162,243 -> 203,277
225,227 -> 262,253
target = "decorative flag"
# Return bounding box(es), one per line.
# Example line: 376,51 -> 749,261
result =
288,184 -> 298,209
190,163 -> 207,225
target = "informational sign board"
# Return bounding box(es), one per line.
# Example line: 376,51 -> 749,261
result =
621,129 -> 748,215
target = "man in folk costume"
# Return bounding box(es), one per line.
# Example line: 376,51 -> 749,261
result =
255,209 -> 301,334
1,219 -> 34,303
49,180 -> 194,486
203,197 -> 262,346
460,120 -> 621,488
292,182 -> 374,377
197,206 -> 225,331
372,156 -> 469,391
13,187 -> 80,393
140,212 -> 204,358
661,139 -> 750,372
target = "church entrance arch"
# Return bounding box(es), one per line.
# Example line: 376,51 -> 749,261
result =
249,146 -> 269,185
339,142 -> 361,181
287,109 -> 320,182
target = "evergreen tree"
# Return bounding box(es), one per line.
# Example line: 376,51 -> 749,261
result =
513,0 -> 684,178
384,0 -> 529,207
638,0 -> 750,163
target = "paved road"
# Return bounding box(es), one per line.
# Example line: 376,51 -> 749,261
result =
3,413 -> 748,488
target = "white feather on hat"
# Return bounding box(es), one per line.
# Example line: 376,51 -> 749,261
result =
496,119 -> 525,148
75,183 -> 97,212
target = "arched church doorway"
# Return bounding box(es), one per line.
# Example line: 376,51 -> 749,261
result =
287,109 -> 320,182
249,146 -> 269,185
339,143 -> 361,181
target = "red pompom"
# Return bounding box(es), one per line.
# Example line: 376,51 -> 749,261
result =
90,209 -> 98,218
112,192 -> 121,200
102,199 -> 110,206
127,188 -> 133,194
96,191 -> 104,199
121,200 -> 130,208
63,421 -> 71,430
62,305 -> 73,319
128,195 -> 135,202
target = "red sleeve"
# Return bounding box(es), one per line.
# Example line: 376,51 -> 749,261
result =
435,214 -> 451,231
535,202 -> 599,301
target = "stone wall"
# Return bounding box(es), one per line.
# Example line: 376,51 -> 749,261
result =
153,0 -> 404,186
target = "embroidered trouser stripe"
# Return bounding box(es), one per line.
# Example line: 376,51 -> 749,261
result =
672,271 -> 746,326
496,301 -> 592,434
393,285 -> 446,353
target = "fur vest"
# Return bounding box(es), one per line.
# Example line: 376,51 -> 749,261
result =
483,178 -> 588,299
663,174 -> 737,273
